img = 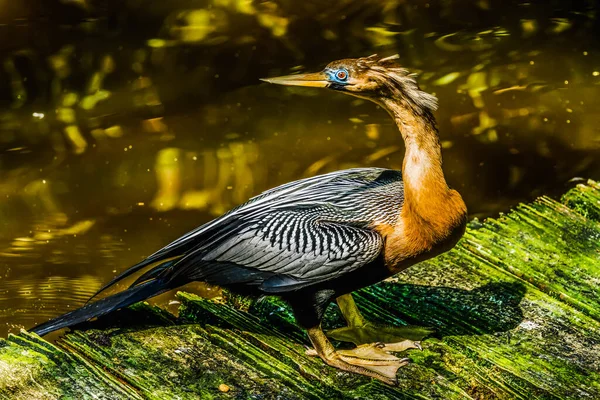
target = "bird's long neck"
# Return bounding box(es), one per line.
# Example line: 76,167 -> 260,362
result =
381,98 -> 449,219
377,97 -> 467,269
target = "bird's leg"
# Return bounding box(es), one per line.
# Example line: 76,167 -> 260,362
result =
306,325 -> 408,385
336,292 -> 367,327
326,294 -> 433,347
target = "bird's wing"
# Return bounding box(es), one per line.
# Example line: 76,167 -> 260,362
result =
177,203 -> 385,292
150,167 -> 400,257
32,169 -> 403,335
160,168 -> 403,292
97,168 -> 403,295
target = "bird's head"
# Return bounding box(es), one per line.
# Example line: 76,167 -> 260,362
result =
261,54 -> 437,115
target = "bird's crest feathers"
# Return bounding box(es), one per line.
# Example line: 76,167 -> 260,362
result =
352,54 -> 438,114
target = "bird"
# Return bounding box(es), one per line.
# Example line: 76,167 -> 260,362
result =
30,54 -> 467,385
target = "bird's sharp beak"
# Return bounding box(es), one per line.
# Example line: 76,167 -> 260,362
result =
260,72 -> 329,88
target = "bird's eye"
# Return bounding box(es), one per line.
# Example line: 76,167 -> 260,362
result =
335,70 -> 348,81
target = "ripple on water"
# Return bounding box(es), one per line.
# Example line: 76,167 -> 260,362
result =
0,275 -> 101,336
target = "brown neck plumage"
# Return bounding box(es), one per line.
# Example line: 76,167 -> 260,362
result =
381,98 -> 450,219
379,97 -> 467,268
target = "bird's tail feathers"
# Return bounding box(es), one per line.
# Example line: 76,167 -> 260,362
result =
30,278 -> 173,336
31,251 -> 283,336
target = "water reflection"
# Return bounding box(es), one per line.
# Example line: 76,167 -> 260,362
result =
0,0 -> 599,336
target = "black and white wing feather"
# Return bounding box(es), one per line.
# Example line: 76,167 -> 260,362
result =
197,204 -> 384,291
32,168 -> 403,336
97,168 -> 404,295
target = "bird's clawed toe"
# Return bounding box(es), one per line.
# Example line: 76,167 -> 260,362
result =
305,341 -> 417,385
379,339 -> 422,352
328,343 -> 411,384
305,347 -> 318,357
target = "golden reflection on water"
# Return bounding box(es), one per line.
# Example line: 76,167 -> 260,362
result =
0,0 -> 599,336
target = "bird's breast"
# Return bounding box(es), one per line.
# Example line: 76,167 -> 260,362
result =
377,189 -> 467,273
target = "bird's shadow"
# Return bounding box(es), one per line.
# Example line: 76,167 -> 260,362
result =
65,281 -> 526,346
346,281 -> 528,338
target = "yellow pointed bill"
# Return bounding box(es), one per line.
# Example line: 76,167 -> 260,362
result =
260,72 -> 329,88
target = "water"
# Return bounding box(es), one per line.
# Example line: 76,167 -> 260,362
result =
0,0 -> 599,337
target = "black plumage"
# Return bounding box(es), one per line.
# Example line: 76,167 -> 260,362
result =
32,168 -> 404,335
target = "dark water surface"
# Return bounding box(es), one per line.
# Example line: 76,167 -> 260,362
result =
0,0 -> 599,336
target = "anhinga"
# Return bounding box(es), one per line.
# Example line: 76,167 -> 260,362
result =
31,55 -> 467,385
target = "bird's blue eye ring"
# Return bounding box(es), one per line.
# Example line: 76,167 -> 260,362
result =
335,70 -> 348,81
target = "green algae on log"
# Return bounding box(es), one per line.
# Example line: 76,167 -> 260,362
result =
1,180 -> 600,399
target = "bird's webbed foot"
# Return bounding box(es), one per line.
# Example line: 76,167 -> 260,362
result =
306,327 -> 409,385
326,294 -> 434,347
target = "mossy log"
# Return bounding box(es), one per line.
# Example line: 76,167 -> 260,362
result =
2,181 -> 600,399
